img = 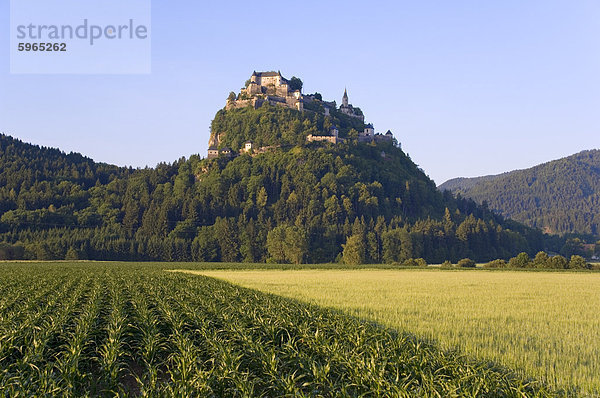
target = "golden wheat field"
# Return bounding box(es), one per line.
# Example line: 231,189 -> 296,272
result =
179,269 -> 600,396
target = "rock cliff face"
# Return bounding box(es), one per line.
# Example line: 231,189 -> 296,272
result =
208,132 -> 222,148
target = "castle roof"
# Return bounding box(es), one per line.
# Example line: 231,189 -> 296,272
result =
208,146 -> 218,150
343,88 -> 348,99
366,123 -> 374,128
257,71 -> 281,77
385,130 -> 393,136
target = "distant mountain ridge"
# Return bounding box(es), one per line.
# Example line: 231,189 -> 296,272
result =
439,150 -> 600,236
437,174 -> 504,192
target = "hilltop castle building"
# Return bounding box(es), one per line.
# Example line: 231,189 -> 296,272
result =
227,71 -> 304,112
210,71 -> 397,158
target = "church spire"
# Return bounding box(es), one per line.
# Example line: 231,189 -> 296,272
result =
342,88 -> 348,107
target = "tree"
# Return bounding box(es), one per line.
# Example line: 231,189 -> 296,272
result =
382,229 -> 402,263
561,238 -> 585,258
284,226 -> 308,265
550,255 -> 568,269
65,247 -> 79,260
256,187 -> 268,208
266,225 -> 288,263
0,243 -> 25,260
192,227 -> 219,262
403,258 -> 419,267
213,217 -> 240,262
457,258 -> 476,268
485,259 -> 507,268
509,252 -> 531,268
239,218 -> 262,263
342,234 -> 366,265
414,258 -> 427,267
266,225 -> 307,264
289,76 -> 303,92
568,255 -> 588,269
533,251 -> 550,268
228,91 -> 237,102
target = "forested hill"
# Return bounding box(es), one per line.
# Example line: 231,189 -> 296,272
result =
439,150 -> 600,236
0,134 -> 131,213
0,105 -> 548,263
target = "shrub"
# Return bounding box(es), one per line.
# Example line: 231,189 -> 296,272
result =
568,255 -> 589,269
342,234 -> 366,265
414,258 -> 427,267
440,260 -> 453,268
485,259 -> 507,268
550,255 -> 568,269
509,252 -> 531,268
457,258 -> 476,268
403,258 -> 418,267
533,251 -> 550,268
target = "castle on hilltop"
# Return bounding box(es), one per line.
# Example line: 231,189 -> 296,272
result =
227,71 -> 304,112
209,71 -> 396,158
225,71 -> 369,120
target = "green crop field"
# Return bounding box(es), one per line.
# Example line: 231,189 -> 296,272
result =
0,262 -> 559,397
188,269 -> 600,396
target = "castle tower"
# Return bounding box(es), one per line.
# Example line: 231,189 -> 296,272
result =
330,125 -> 339,138
342,88 -> 349,107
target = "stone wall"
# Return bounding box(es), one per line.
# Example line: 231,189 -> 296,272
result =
307,134 -> 338,144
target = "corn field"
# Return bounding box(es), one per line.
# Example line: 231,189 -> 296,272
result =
0,263 -> 558,397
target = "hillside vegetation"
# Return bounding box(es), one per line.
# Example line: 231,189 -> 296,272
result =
210,102 -> 365,151
439,150 -> 600,236
0,103 -> 549,262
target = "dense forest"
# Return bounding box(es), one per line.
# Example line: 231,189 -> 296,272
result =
439,150 -> 600,237
0,103 -> 559,263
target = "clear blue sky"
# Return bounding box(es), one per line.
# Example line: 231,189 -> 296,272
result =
1,0 -> 599,184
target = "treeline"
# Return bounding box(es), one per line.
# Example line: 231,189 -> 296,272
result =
0,209 -> 543,263
439,150 -> 600,236
483,251 -> 593,270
